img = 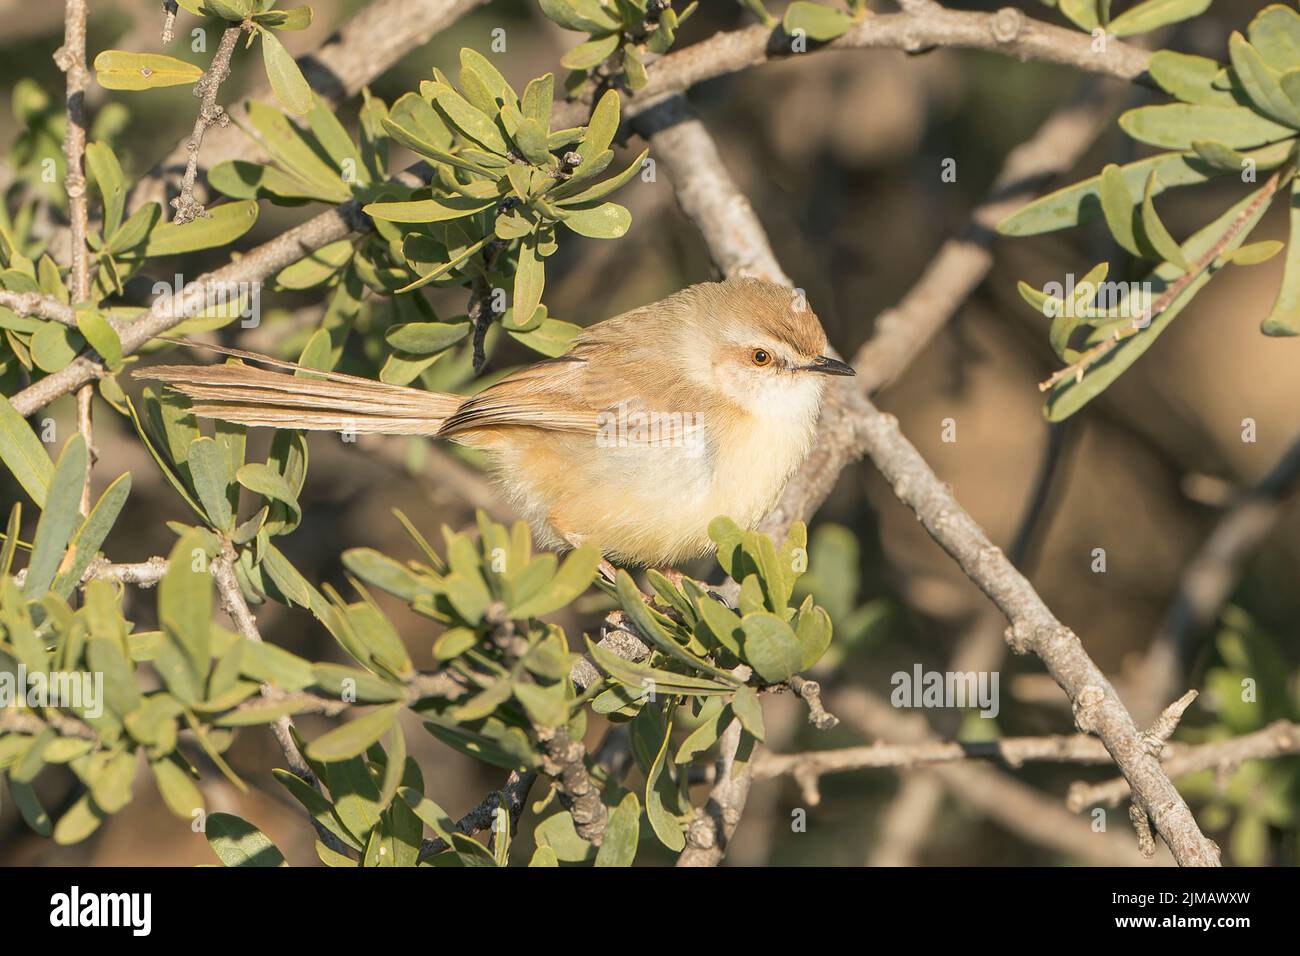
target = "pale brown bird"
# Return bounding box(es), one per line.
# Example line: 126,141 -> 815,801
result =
136,278 -> 854,567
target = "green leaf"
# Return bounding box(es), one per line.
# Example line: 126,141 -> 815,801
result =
731,685 -> 765,741
529,845 -> 559,866
385,319 -> 471,355
52,472 -> 131,596
1139,171 -> 1191,270
53,795 -> 104,845
242,100 -> 349,198
312,663 -> 405,703
1118,103 -> 1294,150
460,48 -> 516,108
259,27 -> 312,115
188,436 -> 235,530
93,51 -> 204,90
695,594 -> 743,656
1262,178 -> 1300,336
674,697 -> 729,762
1108,0 -> 1211,37
255,5 -> 312,30
0,395 -> 54,507
151,757 -> 205,819
158,530 -> 215,700
23,435 -> 86,597
1250,5 -> 1300,72
1099,164 -> 1142,257
510,544 -> 600,618
585,636 -> 738,696
76,309 -> 123,369
275,769 -> 363,849
506,317 -> 580,357
1224,239 -> 1283,264
1058,0 -> 1101,30
1228,32 -> 1300,128
560,202 -> 630,238
644,711 -> 684,852
85,142 -> 125,238
594,792 -> 640,866
739,612 -> 801,683
560,32 -> 620,71
364,195 -> 495,223
1147,51 -> 1236,107
539,0 -> 620,32
512,235 -> 544,328
782,1 -> 853,40
274,239 -> 354,289
9,779 -> 51,837
127,200 -> 259,258
554,148 -> 647,205
205,812 -> 288,866
432,86 -> 508,154
513,680 -> 569,728
237,462 -> 301,529
614,571 -> 737,682
30,324 -> 83,373
398,787 -> 456,844
522,73 -> 554,127
306,703 -> 402,762
794,599 -> 833,670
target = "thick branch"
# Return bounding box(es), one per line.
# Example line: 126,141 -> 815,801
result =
854,402 -> 1220,865
553,7 -> 1151,129
0,290 -> 78,327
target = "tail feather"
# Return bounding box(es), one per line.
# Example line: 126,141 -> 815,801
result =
133,342 -> 462,435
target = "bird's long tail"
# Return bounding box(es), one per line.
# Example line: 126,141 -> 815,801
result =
132,341 -> 462,435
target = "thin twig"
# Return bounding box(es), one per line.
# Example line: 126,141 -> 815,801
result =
1068,719 -> 1300,811
55,0 -> 94,515
161,0 -> 179,45
172,24 -> 243,225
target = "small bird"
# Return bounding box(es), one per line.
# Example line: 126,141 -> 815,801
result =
136,278 -> 854,567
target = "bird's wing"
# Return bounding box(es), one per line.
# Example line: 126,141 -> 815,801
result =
435,357 -> 603,438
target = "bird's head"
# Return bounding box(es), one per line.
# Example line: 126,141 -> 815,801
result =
676,278 -> 854,414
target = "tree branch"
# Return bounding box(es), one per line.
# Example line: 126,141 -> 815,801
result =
55,0 -> 94,515
553,6 -> 1151,130
1067,719 -> 1300,811
0,290 -> 78,327
171,23 -> 243,225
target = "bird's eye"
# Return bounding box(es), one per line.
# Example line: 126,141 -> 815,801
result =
752,349 -> 772,367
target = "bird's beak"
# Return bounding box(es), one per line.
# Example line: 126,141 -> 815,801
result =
800,355 -> 856,377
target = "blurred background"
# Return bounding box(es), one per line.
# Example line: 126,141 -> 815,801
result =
1,0 -> 1297,866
